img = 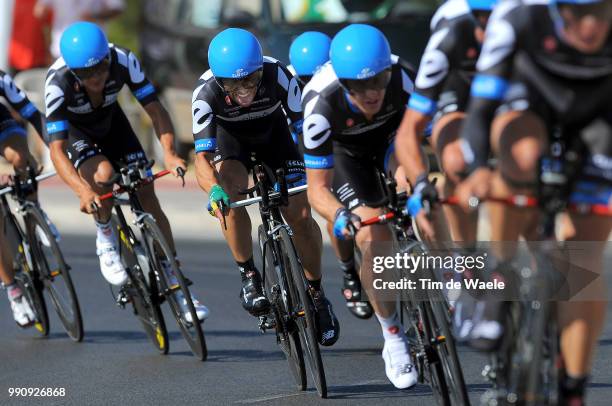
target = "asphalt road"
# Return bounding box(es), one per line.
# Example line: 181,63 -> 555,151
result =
1,235 -> 612,405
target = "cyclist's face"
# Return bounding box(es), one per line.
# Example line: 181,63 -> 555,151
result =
73,57 -> 110,92
348,88 -> 387,116
219,70 -> 262,107
559,4 -> 612,53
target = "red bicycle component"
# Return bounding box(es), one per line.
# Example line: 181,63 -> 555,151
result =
99,169 -> 171,201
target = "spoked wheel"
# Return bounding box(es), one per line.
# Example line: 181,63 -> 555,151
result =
277,227 -> 328,398
14,264 -> 49,337
428,292 -> 470,406
258,225 -> 306,390
113,215 -> 169,354
142,216 -> 207,361
26,206 -> 83,342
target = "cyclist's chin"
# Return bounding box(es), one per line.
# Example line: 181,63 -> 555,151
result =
232,91 -> 257,107
360,99 -> 384,115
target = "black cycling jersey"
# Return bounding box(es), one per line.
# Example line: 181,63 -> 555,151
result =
300,57 -> 415,169
44,44 -> 159,143
461,0 -> 612,171
191,56 -> 303,154
408,0 -> 480,119
300,57 -> 415,209
0,70 -> 45,140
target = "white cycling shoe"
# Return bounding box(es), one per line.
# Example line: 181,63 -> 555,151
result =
382,334 -> 418,389
162,261 -> 209,323
9,288 -> 36,327
97,241 -> 127,286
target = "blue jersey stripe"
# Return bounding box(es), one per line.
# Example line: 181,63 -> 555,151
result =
471,74 -> 509,100
304,153 -> 334,169
407,92 -> 437,116
19,103 -> 37,119
46,120 -> 69,134
195,138 -> 216,152
134,83 -> 155,101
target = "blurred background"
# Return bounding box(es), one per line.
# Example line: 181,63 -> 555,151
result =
1,0 -> 441,169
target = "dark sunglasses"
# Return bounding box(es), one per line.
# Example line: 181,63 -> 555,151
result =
559,1 -> 612,20
218,69 -> 263,93
73,57 -> 110,80
339,69 -> 392,94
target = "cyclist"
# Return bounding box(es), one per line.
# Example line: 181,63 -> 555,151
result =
44,22 -> 208,323
192,28 -> 339,346
289,31 -> 374,320
447,0 -> 612,403
0,71 -> 46,327
394,0 -> 498,344
301,24 -> 418,389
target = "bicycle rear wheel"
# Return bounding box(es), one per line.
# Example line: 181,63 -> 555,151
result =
113,215 -> 169,354
278,227 -> 327,398
142,216 -> 207,361
258,225 -> 306,390
25,206 -> 83,342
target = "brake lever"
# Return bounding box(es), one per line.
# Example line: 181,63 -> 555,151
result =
177,167 -> 186,187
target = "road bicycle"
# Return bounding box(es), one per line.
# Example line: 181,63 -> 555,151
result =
97,159 -> 207,360
0,168 -> 83,341
226,163 -> 327,397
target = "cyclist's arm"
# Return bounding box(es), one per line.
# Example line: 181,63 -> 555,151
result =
0,71 -> 46,142
49,140 -> 94,196
194,152 -> 220,193
396,25 -> 454,184
460,3 -> 518,174
143,101 -> 178,156
306,168 -> 342,223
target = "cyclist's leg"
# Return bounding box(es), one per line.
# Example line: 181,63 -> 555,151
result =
0,214 -> 14,285
432,111 -> 478,242
0,116 -> 38,199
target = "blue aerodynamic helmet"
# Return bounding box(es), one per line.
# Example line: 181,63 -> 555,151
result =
466,0 -> 498,11
208,28 -> 263,79
289,31 -> 332,78
60,22 -> 109,69
330,24 -> 391,80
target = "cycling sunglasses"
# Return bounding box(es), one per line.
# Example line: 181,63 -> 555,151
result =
339,69 -> 392,94
72,56 -> 110,80
559,1 -> 612,20
218,69 -> 263,93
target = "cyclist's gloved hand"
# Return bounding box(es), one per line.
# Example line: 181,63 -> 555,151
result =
407,175 -> 438,217
207,184 -> 230,217
333,207 -> 360,240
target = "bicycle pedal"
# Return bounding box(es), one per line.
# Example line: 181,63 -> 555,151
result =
258,315 -> 275,332
115,290 -> 130,308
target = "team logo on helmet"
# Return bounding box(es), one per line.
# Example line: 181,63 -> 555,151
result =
357,67 -> 374,79
232,68 -> 247,78
85,57 -> 101,68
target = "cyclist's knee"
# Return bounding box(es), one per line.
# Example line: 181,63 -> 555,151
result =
355,223 -> 391,247
441,139 -> 466,184
431,112 -> 463,159
137,184 -> 160,209
1,141 -> 31,170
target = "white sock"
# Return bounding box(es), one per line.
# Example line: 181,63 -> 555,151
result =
376,312 -> 404,341
96,220 -> 115,246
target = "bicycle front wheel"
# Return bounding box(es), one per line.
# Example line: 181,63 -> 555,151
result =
258,225 -> 306,390
14,265 -> 49,337
278,227 -> 327,398
142,216 -> 207,361
26,206 -> 83,342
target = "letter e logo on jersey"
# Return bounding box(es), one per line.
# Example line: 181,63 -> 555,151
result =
303,113 -> 331,150
192,100 -> 213,134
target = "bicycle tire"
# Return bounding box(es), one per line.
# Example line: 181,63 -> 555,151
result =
112,215 -> 169,354
429,293 -> 470,405
258,225 -> 306,390
25,206 -> 84,342
14,264 -> 49,337
142,216 -> 207,361
278,227 -> 328,398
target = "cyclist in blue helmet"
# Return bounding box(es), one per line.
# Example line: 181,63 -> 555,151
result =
447,0 -> 612,403
0,69 -> 48,329
46,21 -> 209,322
288,31 -> 331,86
395,0 -> 501,349
194,28 -> 339,346
302,23 -> 420,389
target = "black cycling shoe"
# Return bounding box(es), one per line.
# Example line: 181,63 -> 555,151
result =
342,271 -> 373,320
239,270 -> 271,316
309,287 -> 340,346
